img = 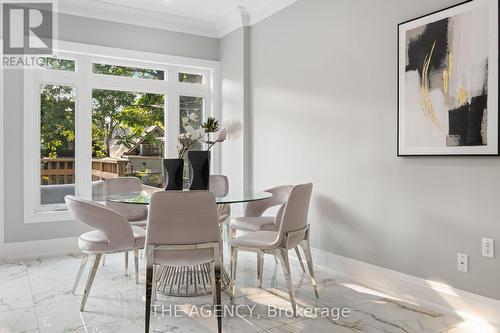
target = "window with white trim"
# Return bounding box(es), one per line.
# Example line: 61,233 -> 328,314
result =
24,42 -> 220,223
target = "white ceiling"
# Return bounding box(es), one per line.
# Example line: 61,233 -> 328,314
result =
58,0 -> 299,38
93,0 -> 269,22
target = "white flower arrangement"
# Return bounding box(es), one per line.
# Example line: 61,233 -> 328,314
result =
177,115 -> 242,158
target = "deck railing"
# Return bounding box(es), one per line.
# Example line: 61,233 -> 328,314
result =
40,157 -> 128,185
91,158 -> 128,181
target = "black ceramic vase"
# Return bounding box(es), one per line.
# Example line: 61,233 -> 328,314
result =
187,150 -> 210,190
162,158 -> 184,190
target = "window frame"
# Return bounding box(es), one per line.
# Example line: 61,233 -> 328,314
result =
24,41 -> 220,223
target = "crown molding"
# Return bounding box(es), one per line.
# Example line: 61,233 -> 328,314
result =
247,0 -> 299,26
57,0 -> 299,39
216,6 -> 250,38
58,0 -> 219,38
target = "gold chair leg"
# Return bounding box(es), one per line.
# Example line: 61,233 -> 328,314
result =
257,252 -> 264,288
145,250 -> 154,333
134,249 -> 139,284
72,254 -> 89,294
275,249 -> 297,317
80,253 -> 102,311
300,238 -> 319,298
294,247 -> 306,273
230,247 -> 238,301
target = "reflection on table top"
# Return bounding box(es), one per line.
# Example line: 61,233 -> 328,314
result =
105,189 -> 272,205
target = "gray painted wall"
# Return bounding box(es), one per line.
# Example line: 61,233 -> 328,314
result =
57,14 -> 219,60
219,27 -> 253,197
2,14 -> 218,243
249,0 -> 500,299
220,28 -> 246,196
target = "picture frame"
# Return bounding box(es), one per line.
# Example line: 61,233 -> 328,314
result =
397,0 -> 499,156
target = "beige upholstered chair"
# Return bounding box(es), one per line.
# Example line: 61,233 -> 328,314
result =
104,177 -> 148,268
230,183 -> 318,316
65,196 -> 145,311
209,175 -> 231,223
145,191 -> 222,333
209,175 -> 231,259
230,185 -> 308,272
231,185 -> 293,232
105,177 -> 148,227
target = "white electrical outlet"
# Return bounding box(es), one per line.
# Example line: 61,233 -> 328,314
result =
482,238 -> 495,258
457,253 -> 468,273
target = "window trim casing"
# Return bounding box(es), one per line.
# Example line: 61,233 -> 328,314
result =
23,41 -> 220,223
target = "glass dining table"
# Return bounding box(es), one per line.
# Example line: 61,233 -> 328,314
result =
106,188 -> 272,297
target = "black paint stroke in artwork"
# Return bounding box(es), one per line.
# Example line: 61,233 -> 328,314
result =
407,18 -> 489,147
448,92 -> 488,146
406,18 -> 449,79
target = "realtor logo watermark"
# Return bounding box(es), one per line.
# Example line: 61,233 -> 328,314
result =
152,304 -> 352,321
1,0 -> 57,67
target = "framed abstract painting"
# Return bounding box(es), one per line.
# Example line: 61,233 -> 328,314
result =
398,0 -> 498,156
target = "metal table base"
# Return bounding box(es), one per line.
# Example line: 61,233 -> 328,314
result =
155,264 -> 231,297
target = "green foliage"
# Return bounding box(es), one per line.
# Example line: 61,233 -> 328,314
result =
40,66 -> 165,159
178,72 -> 203,84
40,85 -> 75,158
201,116 -> 219,133
93,64 -> 164,80
39,58 -> 75,71
91,89 -> 164,157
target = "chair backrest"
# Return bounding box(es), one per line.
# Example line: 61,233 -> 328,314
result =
276,183 -> 313,248
146,191 -> 220,246
40,180 -> 104,205
244,185 -> 293,217
209,175 -> 229,197
105,177 -> 148,221
65,195 -> 135,251
209,175 -> 231,223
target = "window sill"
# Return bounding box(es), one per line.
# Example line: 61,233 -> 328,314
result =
24,210 -> 74,224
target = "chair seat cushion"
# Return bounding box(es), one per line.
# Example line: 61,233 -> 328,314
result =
79,230 -> 108,252
130,220 -> 147,228
106,201 -> 148,222
132,226 -> 146,248
79,226 -> 145,253
230,216 -> 275,232
152,248 -> 215,266
231,231 -> 279,250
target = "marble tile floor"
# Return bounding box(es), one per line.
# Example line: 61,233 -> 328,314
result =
0,252 -> 497,333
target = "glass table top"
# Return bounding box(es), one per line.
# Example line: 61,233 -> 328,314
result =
105,189 -> 272,205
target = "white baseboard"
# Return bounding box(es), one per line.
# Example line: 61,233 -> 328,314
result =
0,237 -> 80,262
309,247 -> 500,327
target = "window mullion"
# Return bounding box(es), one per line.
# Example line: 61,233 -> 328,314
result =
166,79 -> 180,159
168,91 -> 181,159
90,75 -> 167,95
75,57 -> 93,200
